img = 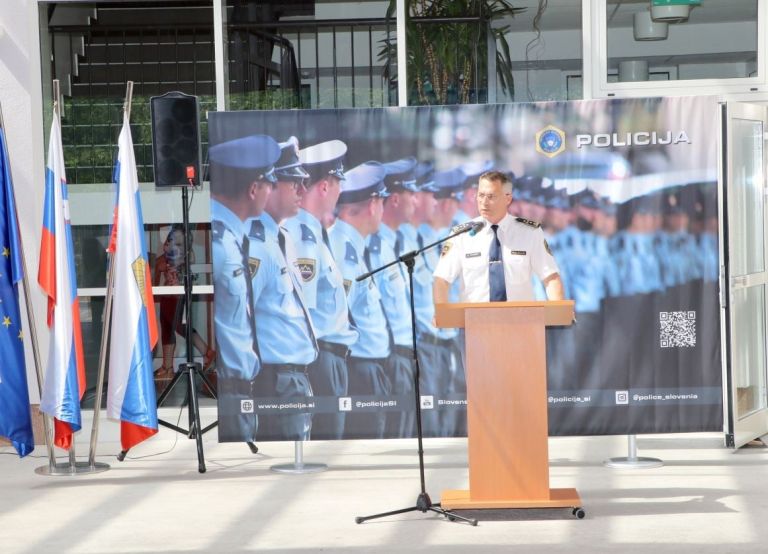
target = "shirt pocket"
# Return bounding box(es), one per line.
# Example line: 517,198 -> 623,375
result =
317,273 -> 338,315
278,272 -> 304,317
462,253 -> 487,285
504,252 -> 530,284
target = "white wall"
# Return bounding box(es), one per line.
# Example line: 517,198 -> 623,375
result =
0,1 -> 47,402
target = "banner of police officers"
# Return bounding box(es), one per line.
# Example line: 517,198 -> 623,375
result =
208,95 -> 722,443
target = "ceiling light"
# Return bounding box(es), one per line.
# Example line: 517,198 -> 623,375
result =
634,11 -> 669,41
651,5 -> 691,23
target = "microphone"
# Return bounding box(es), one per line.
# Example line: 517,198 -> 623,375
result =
454,220 -> 485,236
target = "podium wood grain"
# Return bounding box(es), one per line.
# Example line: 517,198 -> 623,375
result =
435,301 -> 581,510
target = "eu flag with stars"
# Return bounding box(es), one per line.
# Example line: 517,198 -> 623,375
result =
0,126 -> 34,457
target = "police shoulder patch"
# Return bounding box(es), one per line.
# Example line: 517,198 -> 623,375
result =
295,258 -> 316,282
343,279 -> 352,295
247,258 -> 261,278
515,217 -> 541,229
441,241 -> 452,257
544,239 -> 553,256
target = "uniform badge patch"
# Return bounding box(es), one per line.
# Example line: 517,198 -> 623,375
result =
295,258 -> 316,282
544,239 -> 553,256
247,258 -> 261,278
343,279 -> 352,295
465,252 -> 481,258
510,250 -> 526,256
441,242 -> 452,257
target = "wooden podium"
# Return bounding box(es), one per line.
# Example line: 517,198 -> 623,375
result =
435,300 -> 581,511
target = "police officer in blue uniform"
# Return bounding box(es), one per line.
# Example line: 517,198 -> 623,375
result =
398,162 -> 443,436
209,134 -> 280,442
367,157 -> 419,437
249,136 -> 318,441
282,139 -> 358,440
329,162 -> 392,439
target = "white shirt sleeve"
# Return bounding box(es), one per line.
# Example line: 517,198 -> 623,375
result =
433,235 -> 462,284
530,226 -> 560,281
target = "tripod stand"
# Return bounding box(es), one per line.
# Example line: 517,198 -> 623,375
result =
354,224 -> 482,526
117,186 -> 257,472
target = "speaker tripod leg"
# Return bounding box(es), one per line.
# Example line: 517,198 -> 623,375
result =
185,363 -> 206,473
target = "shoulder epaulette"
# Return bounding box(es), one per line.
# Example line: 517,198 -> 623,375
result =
300,223 -> 316,243
345,241 -> 358,264
249,220 -> 266,242
212,220 -> 225,242
368,233 -> 381,253
515,217 -> 541,229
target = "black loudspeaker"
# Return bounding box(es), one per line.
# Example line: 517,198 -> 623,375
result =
150,92 -> 201,187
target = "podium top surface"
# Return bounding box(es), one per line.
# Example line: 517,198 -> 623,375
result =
434,300 -> 574,328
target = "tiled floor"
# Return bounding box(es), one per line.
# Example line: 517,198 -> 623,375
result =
1,416 -> 766,553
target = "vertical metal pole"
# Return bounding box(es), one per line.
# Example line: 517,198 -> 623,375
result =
0,103 -> 56,470
213,0 -> 229,112
271,439 -> 326,474
604,434 -> 663,469
396,0 -> 407,107
87,81 -> 131,468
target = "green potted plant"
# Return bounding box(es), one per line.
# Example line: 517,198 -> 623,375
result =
380,0 -> 525,105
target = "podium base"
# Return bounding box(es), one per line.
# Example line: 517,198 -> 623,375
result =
441,487 -> 581,510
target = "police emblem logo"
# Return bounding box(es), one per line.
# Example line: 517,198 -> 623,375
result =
441,242 -> 452,257
295,258 -> 316,282
343,279 -> 352,295
247,258 -> 261,278
544,239 -> 553,256
535,125 -> 566,158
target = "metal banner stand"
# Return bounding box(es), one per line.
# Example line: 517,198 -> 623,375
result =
603,434 -> 663,469
271,441 -> 326,474
30,81 -> 108,476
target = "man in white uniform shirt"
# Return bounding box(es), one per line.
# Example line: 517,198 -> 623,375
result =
433,170 -> 565,303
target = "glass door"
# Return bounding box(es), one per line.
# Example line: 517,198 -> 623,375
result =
725,102 -> 768,448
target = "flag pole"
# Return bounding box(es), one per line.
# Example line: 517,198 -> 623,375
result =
0,102 -> 57,470
86,82 -> 133,468
51,80 -> 80,473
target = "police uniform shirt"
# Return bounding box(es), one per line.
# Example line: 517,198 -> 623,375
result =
211,200 -> 260,381
366,223 -> 411,347
283,209 -> 358,346
452,209 -> 471,228
434,214 -> 560,303
247,212 -> 317,365
398,223 -> 435,336
328,218 -> 390,359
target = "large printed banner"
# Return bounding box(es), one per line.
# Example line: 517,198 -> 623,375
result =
210,96 -> 722,442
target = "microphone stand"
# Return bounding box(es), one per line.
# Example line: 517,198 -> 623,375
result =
354,223 -> 481,526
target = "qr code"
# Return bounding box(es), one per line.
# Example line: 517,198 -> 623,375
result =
659,311 -> 696,348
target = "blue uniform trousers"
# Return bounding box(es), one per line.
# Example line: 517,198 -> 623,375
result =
257,365 -> 313,441
416,339 -> 451,438
346,357 -> 390,439
217,377 -> 258,443
307,347 -> 349,440
386,346 -> 416,438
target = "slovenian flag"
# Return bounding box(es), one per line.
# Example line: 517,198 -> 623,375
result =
106,112 -> 158,451
38,115 -> 86,450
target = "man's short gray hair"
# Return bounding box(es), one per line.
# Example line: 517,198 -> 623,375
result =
479,170 -> 513,195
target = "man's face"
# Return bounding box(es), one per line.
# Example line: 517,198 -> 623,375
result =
248,180 -> 272,218
369,197 -> 385,232
477,178 -> 512,223
460,187 -> 479,217
415,191 -> 437,223
269,180 -> 303,220
392,190 -> 416,222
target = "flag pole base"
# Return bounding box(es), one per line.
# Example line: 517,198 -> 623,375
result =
270,441 -> 327,474
34,461 -> 110,476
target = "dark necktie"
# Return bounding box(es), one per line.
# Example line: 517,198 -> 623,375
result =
489,224 -> 507,302
364,246 -> 394,349
278,229 -> 318,352
241,235 -> 261,359
395,230 -> 404,258
321,227 -> 332,251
